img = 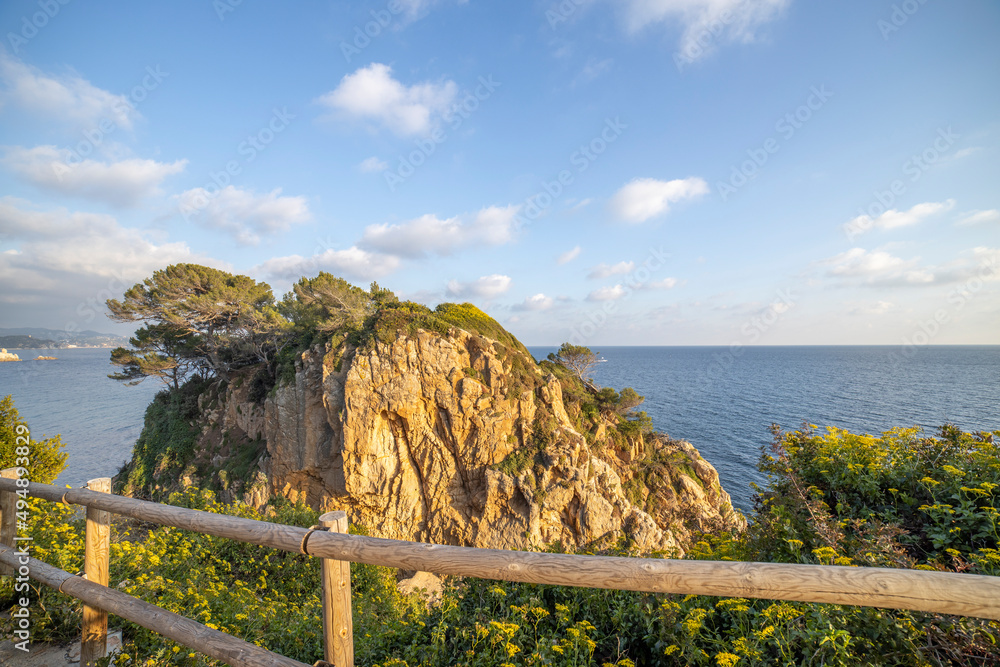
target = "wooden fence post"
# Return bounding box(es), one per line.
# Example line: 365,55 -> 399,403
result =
319,511 -> 354,667
81,478 -> 111,667
0,468 -> 16,576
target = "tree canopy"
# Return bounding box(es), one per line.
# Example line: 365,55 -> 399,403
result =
550,342 -> 600,389
0,394 -> 67,484
107,264 -> 285,386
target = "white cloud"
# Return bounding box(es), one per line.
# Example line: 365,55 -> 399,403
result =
572,58 -> 614,86
255,246 -> 400,282
844,200 -> 955,237
176,186 -> 311,245
0,197 -> 214,291
587,261 -> 635,279
610,176 -> 708,223
360,205 -> 519,258
446,274 -> 512,299
587,284 -> 627,301
819,246 -> 1000,289
316,63 -> 457,136
513,293 -> 554,311
957,209 -> 1000,226
620,0 -> 792,61
557,245 -> 581,265
850,301 -> 895,316
0,53 -> 136,132
647,277 -> 678,289
395,0 -> 468,22
951,147 -> 982,160
2,145 -> 186,207
358,156 -> 388,173
822,248 -> 933,286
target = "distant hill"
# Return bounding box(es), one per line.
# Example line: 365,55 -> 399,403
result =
0,328 -> 129,349
0,335 -> 57,349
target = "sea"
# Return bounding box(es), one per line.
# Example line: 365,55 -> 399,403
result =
1,345 -> 997,513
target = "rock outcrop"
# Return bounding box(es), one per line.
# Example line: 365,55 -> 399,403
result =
0,349 -> 20,362
182,327 -> 744,556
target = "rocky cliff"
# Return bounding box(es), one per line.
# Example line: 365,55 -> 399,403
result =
123,309 -> 744,556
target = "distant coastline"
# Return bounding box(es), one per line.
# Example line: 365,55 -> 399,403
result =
0,327 -> 128,350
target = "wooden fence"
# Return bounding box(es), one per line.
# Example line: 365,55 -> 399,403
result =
2,474 -> 999,666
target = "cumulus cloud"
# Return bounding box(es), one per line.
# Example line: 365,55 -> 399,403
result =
819,246 -> 1000,289
844,200 -> 955,238
446,274 -> 512,299
176,186 -> 311,245
358,156 -> 388,173
255,246 -> 400,282
0,197 -> 215,303
620,0 -> 792,62
587,284 -> 628,301
316,63 -> 457,136
513,293 -> 554,311
0,53 -> 137,132
610,177 -> 708,223
2,146 -> 186,207
821,248 -> 934,286
647,277 -> 678,289
360,205 -> 519,258
957,209 -> 1000,226
587,261 -> 635,279
557,245 -> 581,265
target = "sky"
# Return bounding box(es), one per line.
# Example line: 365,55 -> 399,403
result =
0,0 -> 998,346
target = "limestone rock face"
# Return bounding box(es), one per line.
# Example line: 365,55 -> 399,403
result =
196,328 -> 745,556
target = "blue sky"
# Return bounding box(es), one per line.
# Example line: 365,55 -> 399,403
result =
0,0 -> 997,346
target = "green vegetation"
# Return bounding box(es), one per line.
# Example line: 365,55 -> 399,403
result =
107,264 -> 286,388
549,342 -> 600,388
116,378 -> 209,496
493,415 -> 557,478
4,393 -> 996,665
540,350 -> 654,453
0,394 -> 67,483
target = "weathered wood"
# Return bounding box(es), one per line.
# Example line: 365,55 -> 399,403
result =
3,478 -> 999,620
0,545 -> 310,667
81,477 -> 111,667
0,468 -> 16,576
319,511 -> 353,667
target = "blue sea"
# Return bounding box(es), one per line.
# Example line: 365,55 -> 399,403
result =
1,346 -> 998,512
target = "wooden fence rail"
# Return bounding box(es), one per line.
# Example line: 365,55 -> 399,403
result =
0,545 -> 309,667
2,476 -> 1000,666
